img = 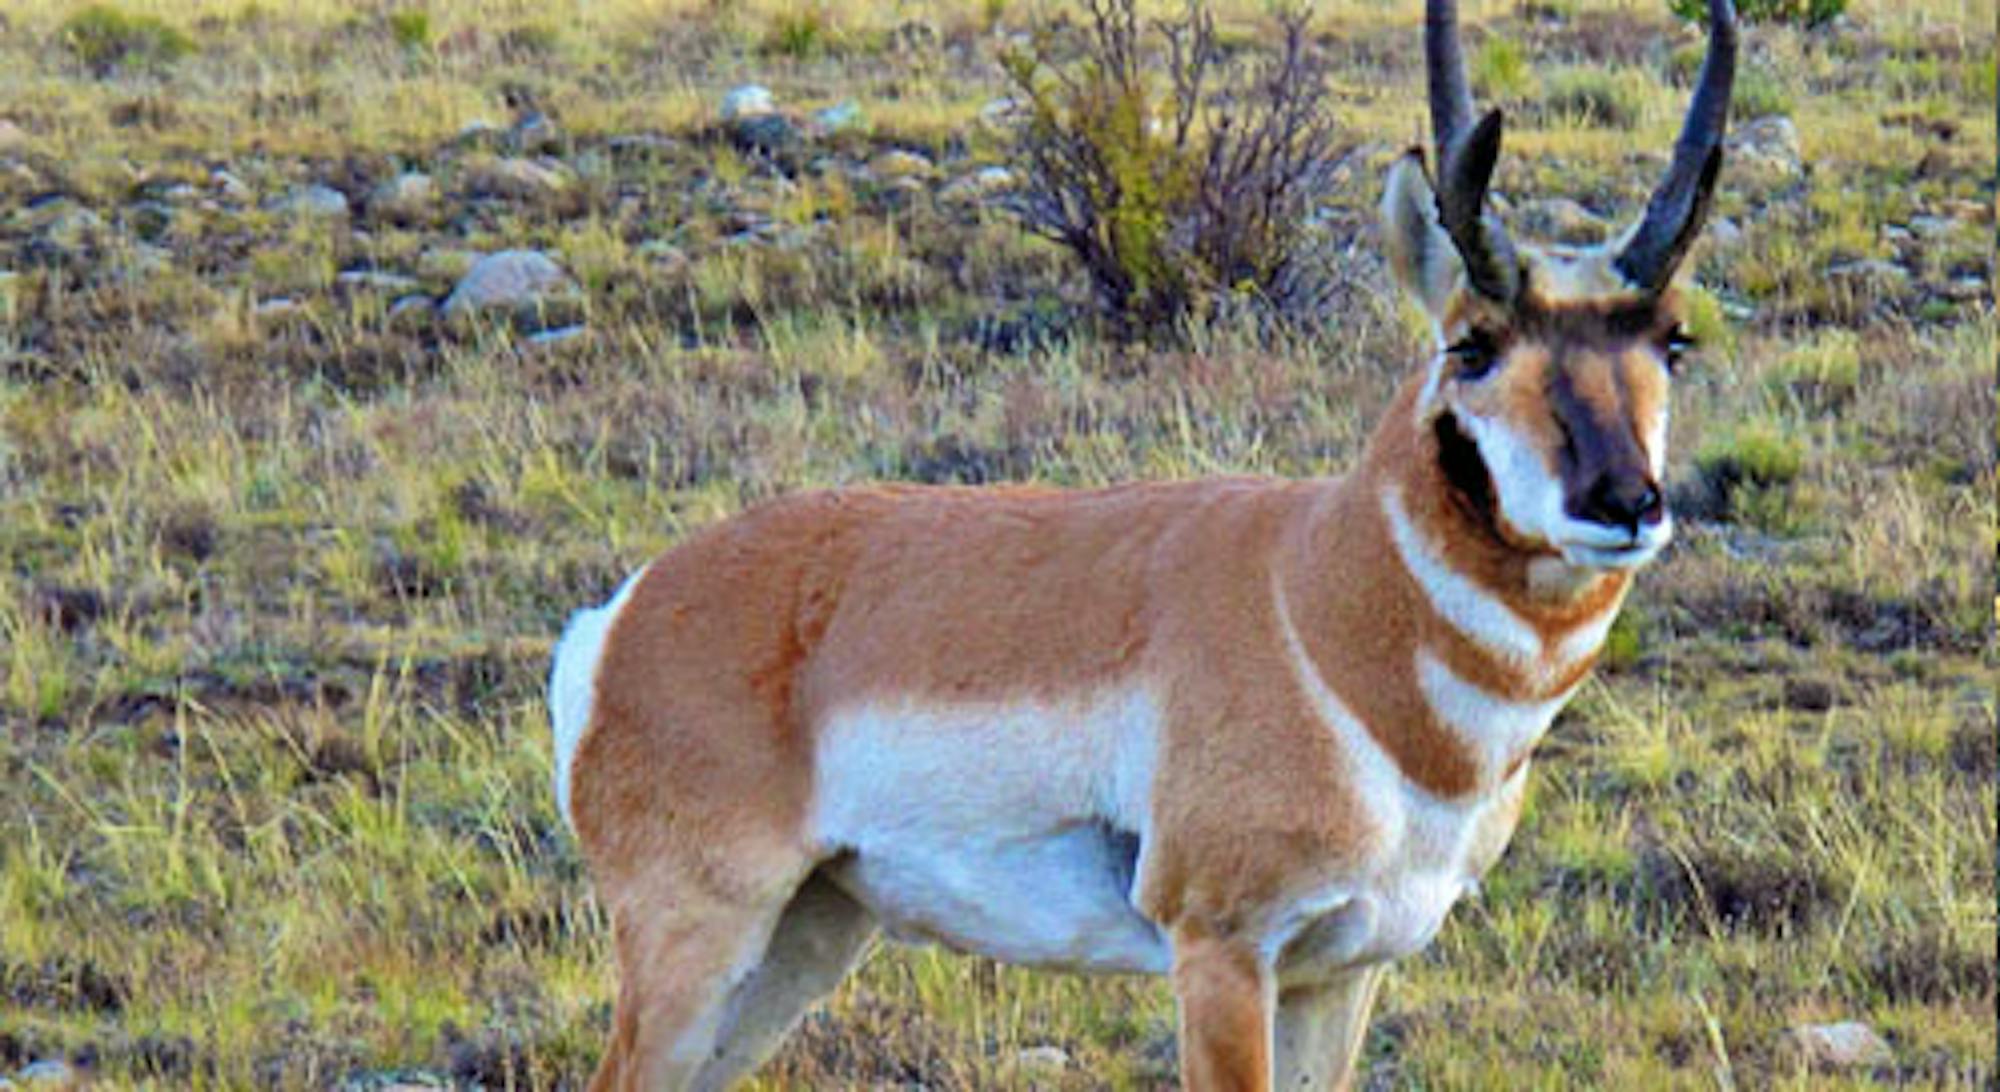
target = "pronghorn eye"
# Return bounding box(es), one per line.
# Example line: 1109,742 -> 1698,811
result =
1445,331 -> 1502,380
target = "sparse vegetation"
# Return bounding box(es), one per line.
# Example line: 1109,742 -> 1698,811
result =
0,0 -> 1991,1087
1671,0 -> 1848,28
1003,0 -> 1346,339
57,3 -> 194,75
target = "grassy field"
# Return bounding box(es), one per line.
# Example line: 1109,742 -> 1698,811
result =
0,0 -> 1993,1087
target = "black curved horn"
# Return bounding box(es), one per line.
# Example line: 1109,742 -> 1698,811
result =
1425,0 -> 1520,304
1614,0 -> 1737,294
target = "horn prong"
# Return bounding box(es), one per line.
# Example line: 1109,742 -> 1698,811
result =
1615,0 -> 1738,293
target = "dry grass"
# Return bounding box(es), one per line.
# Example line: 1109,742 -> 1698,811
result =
0,0 -> 1992,1087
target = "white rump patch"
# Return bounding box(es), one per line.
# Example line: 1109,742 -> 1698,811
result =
1380,486 -> 1543,664
548,564 -> 649,828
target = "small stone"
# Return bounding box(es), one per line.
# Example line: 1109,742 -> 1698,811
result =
1826,258 -> 1911,293
978,97 -> 1028,132
279,183 -> 350,219
810,101 -> 864,136
0,119 -> 27,154
509,111 -> 561,154
1015,1046 -> 1071,1072
1515,197 -> 1607,244
369,172 -> 435,220
1783,1022 -> 1893,1070
16,1059 -> 78,1086
1942,275 -> 1987,301
211,168 -> 251,201
522,324 -> 588,349
870,149 -> 934,180
255,297 -> 304,319
720,84 -> 776,122
388,294 -> 436,324
466,157 -> 567,200
635,240 -> 689,270
607,134 -> 678,161
455,118 -> 505,149
1707,216 -> 1743,248
731,113 -> 801,155
941,165 -> 1015,204
335,270 -> 423,295
1728,115 -> 1802,178
1906,215 -> 1958,240
29,201 -> 104,254
441,249 -> 580,320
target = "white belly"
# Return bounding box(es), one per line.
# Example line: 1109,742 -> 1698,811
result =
811,690 -> 1169,974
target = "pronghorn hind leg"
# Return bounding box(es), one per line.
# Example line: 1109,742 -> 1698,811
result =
1171,924 -> 1276,1092
691,871 -> 879,1090
1273,965 -> 1385,1091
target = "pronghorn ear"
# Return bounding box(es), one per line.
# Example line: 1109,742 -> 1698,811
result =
1380,149 -> 1460,322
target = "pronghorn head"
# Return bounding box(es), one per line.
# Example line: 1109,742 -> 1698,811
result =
1381,0 -> 1735,571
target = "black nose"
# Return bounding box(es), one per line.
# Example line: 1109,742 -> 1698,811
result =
1576,474 -> 1664,531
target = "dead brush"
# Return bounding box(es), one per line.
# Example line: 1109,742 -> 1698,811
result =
1002,0 -> 1346,342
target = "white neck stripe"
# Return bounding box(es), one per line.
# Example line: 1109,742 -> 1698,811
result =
1380,486 -> 1544,665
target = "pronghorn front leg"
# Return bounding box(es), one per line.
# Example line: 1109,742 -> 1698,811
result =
1171,922 -> 1275,1092
1273,965 -> 1385,1091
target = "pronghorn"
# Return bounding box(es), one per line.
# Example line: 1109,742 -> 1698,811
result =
549,0 -> 1736,1086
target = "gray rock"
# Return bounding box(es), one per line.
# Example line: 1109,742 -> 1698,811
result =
1707,216 -> 1743,248
369,172 -> 435,220
1943,275 -> 1987,301
1728,115 -> 1802,179
509,111 -> 561,154
335,270 -> 423,295
810,101 -> 864,136
455,119 -> 505,149
16,1059 -> 78,1086
1906,214 -> 1959,240
1826,258 -> 1911,293
441,249 -> 580,319
466,157 -> 567,200
1783,1022 -> 1892,1069
731,113 -> 801,155
388,294 -> 436,324
211,168 -> 251,201
1515,197 -> 1607,244
255,297 -> 304,319
720,85 -> 776,122
940,165 -> 1016,204
1014,1045 -> 1071,1072
636,240 -> 690,270
279,183 -> 350,219
607,134 -> 678,161
978,97 -> 1028,132
523,324 -> 588,349
870,149 -> 934,180
27,201 -> 104,254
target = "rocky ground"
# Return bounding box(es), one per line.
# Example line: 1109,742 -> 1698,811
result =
0,0 -> 1993,1088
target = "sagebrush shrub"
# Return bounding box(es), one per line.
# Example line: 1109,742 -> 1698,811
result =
1670,0 -> 1844,27
59,4 -> 194,75
1003,0 -> 1344,341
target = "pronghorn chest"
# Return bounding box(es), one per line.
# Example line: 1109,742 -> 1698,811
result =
1269,765 -> 1532,983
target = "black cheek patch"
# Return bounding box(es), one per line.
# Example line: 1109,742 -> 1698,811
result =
1434,411 -> 1497,525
